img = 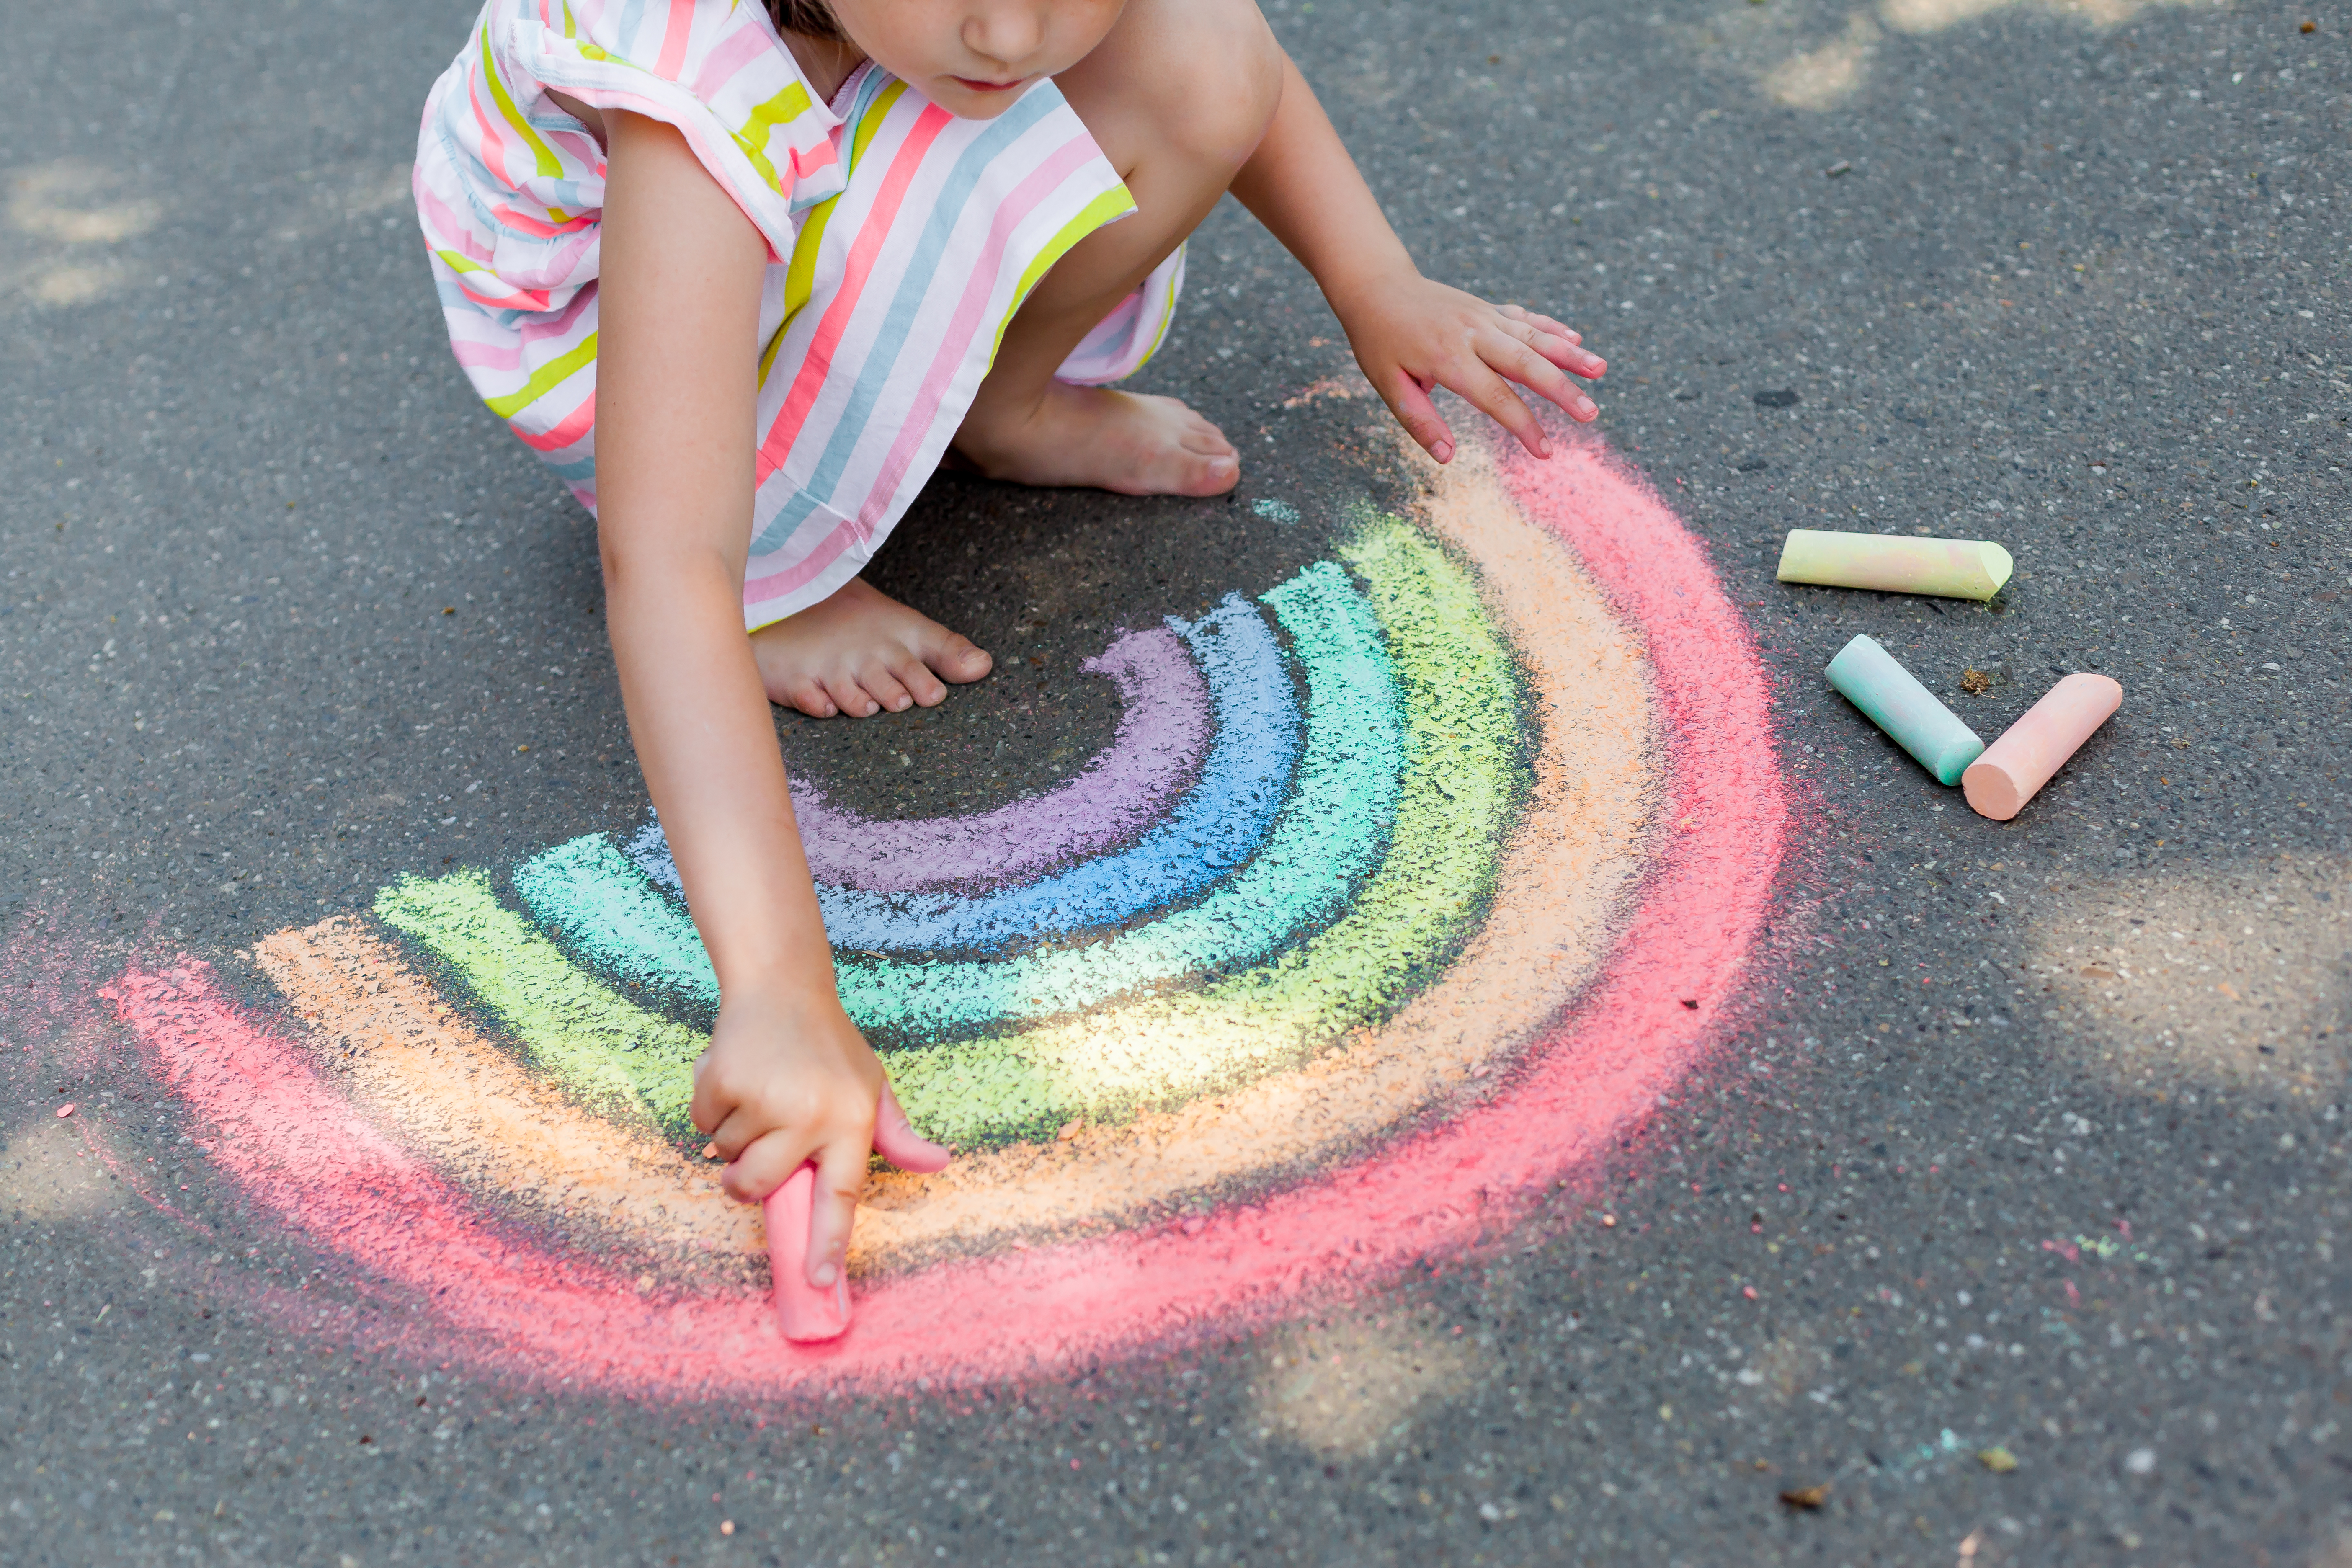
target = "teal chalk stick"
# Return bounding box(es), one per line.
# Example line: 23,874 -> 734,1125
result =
1825,634 -> 1985,786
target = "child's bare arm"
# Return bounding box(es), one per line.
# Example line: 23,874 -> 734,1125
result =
598,111 -> 940,1289
1229,52 -> 1607,463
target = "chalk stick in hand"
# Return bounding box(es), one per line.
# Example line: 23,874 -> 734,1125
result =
764,1165 -> 851,1343
760,1086 -> 949,1345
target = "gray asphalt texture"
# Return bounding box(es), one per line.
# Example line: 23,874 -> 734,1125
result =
4,0 -> 2349,1563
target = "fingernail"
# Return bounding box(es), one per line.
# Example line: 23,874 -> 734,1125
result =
1431,441 -> 1454,463
1575,398 -> 1598,419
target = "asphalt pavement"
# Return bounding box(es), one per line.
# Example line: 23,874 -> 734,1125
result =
3,0 -> 2349,1564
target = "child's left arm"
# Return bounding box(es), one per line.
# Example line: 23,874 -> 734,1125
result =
1229,52 -> 1606,464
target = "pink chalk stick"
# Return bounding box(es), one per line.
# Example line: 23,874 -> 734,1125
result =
763,1166 -> 851,1343
1963,673 -> 2123,821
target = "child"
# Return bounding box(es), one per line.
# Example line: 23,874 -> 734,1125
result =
415,0 -> 1606,1299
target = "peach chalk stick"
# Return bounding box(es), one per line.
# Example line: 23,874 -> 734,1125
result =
764,1166 -> 851,1343
1963,673 -> 2123,821
1777,529 -> 2014,602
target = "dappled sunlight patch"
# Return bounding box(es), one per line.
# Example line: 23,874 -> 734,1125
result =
1878,0 -> 2220,36
1248,1308 -> 1488,1458
2,1117 -> 131,1223
1763,14 -> 1884,111
1692,0 -> 2231,115
4,159 -> 162,309
2023,854 -> 2349,1099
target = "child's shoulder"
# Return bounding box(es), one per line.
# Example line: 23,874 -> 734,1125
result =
488,0 -> 812,105
425,0 -> 839,263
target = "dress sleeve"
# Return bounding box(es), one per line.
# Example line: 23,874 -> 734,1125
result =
499,0 -> 845,263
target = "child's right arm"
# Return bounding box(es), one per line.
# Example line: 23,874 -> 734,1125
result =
596,110 -> 942,1293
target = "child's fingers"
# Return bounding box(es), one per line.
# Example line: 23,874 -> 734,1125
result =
1499,303 -> 1580,346
688,1051 -> 737,1137
1483,327 -> 1593,412
720,1123 -> 818,1204
1502,316 -> 1606,379
1481,328 -> 1599,426
872,1083 -> 952,1174
1442,360 -> 1551,458
1385,372 -> 1458,464
803,1137 -> 872,1289
1505,303 -> 1580,343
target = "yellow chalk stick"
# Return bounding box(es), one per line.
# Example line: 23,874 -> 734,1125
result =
1776,529 -> 2014,602
1963,673 -> 2123,821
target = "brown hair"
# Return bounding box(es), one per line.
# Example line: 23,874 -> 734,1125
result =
766,0 -> 841,40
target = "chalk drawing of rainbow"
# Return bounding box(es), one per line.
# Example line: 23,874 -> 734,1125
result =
103,437 -> 1787,1395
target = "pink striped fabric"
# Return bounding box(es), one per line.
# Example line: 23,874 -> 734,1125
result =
415,0 -> 1186,629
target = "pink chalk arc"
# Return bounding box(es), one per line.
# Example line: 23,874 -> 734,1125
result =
103,434 -> 1787,1394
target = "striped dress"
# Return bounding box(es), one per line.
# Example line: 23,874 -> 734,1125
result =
414,0 -> 1182,628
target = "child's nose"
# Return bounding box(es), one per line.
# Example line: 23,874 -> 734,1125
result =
961,3 -> 1045,71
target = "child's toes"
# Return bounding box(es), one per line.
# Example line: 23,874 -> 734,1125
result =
853,663 -> 917,715
888,654 -> 950,708
819,673 -> 885,718
782,680 -> 837,719
928,633 -> 992,685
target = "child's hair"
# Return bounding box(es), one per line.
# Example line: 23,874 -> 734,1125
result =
766,0 -> 841,40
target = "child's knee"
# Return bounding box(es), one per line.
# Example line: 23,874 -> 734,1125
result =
1160,0 -> 1284,169
1077,0 -> 1282,176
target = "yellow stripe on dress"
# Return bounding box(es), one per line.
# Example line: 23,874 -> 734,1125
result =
480,22 -> 565,182
485,332 -> 599,419
736,79 -> 816,154
987,187 -> 1137,364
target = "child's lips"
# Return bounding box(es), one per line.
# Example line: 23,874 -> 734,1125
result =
952,76 -> 1024,93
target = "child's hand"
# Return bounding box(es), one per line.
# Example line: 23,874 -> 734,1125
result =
690,988 -> 949,1289
1331,274 -> 1607,464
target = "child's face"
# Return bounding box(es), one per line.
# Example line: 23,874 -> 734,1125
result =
826,0 -> 1127,119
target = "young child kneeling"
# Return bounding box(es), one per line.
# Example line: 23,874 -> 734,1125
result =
415,0 -> 1605,1300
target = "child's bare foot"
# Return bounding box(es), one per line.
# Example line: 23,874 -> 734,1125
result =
952,381 -> 1240,497
749,578 -> 992,719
